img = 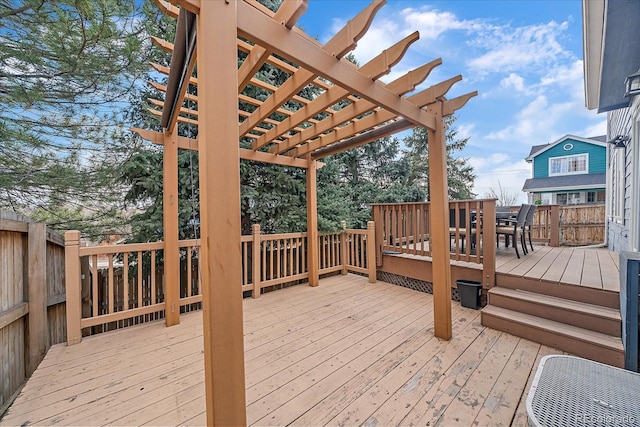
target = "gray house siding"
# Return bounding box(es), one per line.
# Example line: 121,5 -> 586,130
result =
607,103 -> 639,251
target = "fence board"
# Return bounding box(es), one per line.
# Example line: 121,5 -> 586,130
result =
0,212 -> 65,414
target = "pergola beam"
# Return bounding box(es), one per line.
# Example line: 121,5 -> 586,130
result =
253,31 -> 419,151
132,127 -> 311,168
272,59 -> 441,156
237,0 -> 437,131
238,0 -> 384,139
288,72 -> 459,158
238,0 -> 308,91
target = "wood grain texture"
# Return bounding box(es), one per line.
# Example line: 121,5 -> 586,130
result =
1,275 -> 554,427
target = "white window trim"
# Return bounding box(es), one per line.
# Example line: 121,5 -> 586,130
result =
612,148 -> 625,224
631,104 -> 640,251
548,153 -> 590,176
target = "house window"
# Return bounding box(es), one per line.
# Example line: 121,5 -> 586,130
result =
549,154 -> 588,176
587,190 -> 606,203
556,192 -> 583,205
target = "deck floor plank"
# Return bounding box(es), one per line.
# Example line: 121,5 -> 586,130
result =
581,249 -> 605,289
330,311 -> 485,427
0,274 -> 585,427
598,249 -> 621,292
559,248 -> 585,285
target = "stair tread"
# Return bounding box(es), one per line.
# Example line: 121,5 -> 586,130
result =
488,287 -> 620,321
482,305 -> 624,351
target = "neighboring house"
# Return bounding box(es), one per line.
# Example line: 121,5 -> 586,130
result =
583,0 -> 640,253
523,134 -> 607,206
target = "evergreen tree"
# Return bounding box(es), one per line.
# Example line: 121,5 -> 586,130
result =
0,0 -> 150,238
403,116 -> 476,200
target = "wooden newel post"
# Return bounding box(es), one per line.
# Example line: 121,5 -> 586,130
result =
367,221 -> 376,283
482,201 -> 496,289
550,205 -> 560,247
252,224 -> 261,298
340,221 -> 348,275
27,222 -> 47,375
372,206 -> 383,267
64,230 -> 82,345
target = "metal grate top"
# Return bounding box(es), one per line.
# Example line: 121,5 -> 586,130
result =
527,355 -> 640,427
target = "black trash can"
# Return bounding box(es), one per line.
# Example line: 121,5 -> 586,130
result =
456,280 -> 482,309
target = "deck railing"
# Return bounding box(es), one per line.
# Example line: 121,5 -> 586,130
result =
65,223 -> 376,342
371,200 -> 496,287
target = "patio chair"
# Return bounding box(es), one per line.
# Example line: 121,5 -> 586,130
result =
449,208 -> 476,252
495,204 -> 529,259
523,204 -> 537,253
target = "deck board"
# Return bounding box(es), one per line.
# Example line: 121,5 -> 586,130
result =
0,275 -> 575,426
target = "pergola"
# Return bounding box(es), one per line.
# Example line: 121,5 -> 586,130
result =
134,0 -> 476,424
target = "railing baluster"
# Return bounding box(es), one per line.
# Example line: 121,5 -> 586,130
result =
151,250 -> 156,304
108,254 -> 114,314
123,252 -> 129,311
92,254 -> 98,317
137,251 -> 143,309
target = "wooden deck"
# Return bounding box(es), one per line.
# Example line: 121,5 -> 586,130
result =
1,274 -> 563,426
495,245 -> 619,292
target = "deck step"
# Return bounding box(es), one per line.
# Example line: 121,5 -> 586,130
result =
481,305 -> 624,367
487,287 -> 621,336
495,274 -> 620,309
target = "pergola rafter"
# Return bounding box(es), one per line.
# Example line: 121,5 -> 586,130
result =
134,0 -> 477,424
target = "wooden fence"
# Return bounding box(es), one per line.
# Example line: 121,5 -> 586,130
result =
65,223 -> 376,342
502,204 -> 603,246
560,204 -> 605,245
0,212 -> 66,415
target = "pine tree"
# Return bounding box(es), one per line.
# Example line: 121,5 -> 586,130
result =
0,0 -> 150,238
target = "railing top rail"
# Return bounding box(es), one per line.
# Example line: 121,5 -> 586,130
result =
369,198 -> 498,207
261,232 -> 307,240
78,241 -> 165,256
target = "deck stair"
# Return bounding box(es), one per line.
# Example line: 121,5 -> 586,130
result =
482,286 -> 624,367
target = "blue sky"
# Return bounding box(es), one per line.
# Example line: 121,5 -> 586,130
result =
297,0 -> 606,202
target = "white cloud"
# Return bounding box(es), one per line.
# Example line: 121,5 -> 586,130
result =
470,157 -> 531,203
500,73 -> 526,92
581,120 -> 607,138
467,21 -> 570,75
400,6 -> 485,40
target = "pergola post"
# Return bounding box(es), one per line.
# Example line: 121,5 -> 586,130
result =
428,101 -> 453,340
197,1 -> 247,425
163,132 -> 180,326
306,158 -> 319,287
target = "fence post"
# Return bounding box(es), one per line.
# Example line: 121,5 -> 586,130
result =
64,231 -> 82,345
27,222 -> 47,375
550,205 -> 560,247
252,224 -> 261,298
340,221 -> 348,275
367,221 -> 377,283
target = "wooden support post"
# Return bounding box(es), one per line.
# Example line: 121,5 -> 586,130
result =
367,221 -> 377,283
427,101 -> 453,340
307,158 -> 319,287
197,2 -> 247,425
64,231 -> 82,345
372,206 -> 384,267
27,222 -> 47,375
340,221 -> 348,275
482,200 -> 496,289
252,224 -> 261,298
163,132 -> 180,327
550,205 -> 560,247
